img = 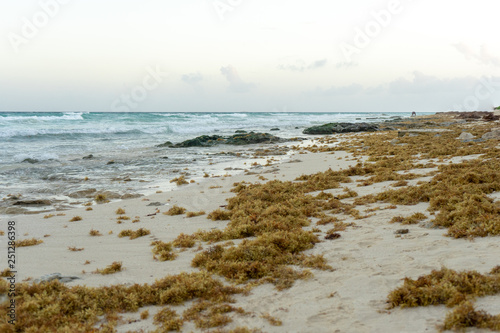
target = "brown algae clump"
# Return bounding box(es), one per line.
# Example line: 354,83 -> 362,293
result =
186,210 -> 206,218
170,175 -> 189,185
15,238 -> 43,247
0,272 -> 242,332
115,207 -> 126,214
442,301 -> 500,331
173,233 -> 197,248
94,261 -> 123,275
387,267 -> 500,308
151,241 -> 178,261
388,266 -> 500,331
118,228 -> 151,239
164,205 -> 187,216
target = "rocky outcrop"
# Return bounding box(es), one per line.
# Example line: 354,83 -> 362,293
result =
303,122 -> 379,135
441,111 -> 500,121
457,132 -> 475,141
13,199 -> 52,206
482,128 -> 500,140
225,132 -> 281,145
173,135 -> 224,148
159,132 -> 283,148
67,189 -> 97,198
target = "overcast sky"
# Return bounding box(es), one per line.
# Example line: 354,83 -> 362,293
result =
1,0 -> 500,112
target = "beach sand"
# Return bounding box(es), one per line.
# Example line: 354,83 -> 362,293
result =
2,119 -> 500,332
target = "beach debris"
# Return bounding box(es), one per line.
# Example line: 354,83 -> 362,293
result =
325,232 -> 341,240
33,273 -> 81,284
394,229 -> 409,235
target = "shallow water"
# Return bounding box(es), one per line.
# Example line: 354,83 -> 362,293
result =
0,111 -> 419,214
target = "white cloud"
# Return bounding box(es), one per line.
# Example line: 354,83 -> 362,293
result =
220,65 -> 255,93
453,43 -> 500,67
278,58 -> 327,72
181,72 -> 203,85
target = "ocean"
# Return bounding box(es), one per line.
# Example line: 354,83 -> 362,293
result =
0,111 -> 422,215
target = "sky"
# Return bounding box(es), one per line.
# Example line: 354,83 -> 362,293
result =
1,0 -> 500,113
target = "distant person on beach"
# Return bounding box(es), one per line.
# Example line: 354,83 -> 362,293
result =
411,111 -> 416,117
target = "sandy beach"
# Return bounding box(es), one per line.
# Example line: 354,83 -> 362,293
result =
1,115 -> 500,332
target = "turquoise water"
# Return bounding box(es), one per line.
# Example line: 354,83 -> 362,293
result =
0,111 -> 423,213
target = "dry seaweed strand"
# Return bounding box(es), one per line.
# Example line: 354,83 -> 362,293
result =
387,266 -> 500,332
0,272 -> 242,332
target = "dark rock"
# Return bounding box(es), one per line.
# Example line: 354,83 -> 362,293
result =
22,158 -> 39,164
13,199 -> 52,206
172,133 -> 282,147
225,132 -> 281,145
441,111 -> 498,120
157,141 -> 173,148
483,113 -> 500,121
303,123 -> 379,135
82,154 -> 94,160
174,135 -> 224,148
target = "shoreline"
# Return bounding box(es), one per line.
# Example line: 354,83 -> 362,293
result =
2,114 -> 500,332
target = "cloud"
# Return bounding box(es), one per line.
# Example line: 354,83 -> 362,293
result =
335,61 -> 358,69
182,72 -> 203,85
453,43 -> 500,67
310,83 -> 364,96
305,72 -> 485,98
308,59 -> 327,70
388,71 -> 477,94
220,65 -> 255,93
278,58 -> 327,72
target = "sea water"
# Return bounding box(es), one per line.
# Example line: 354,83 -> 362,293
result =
0,111 -> 421,214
